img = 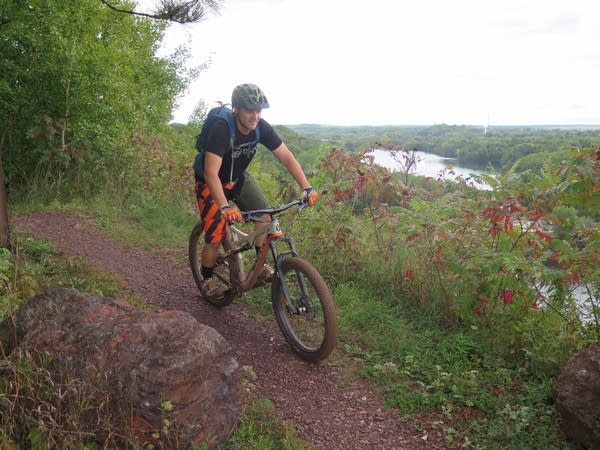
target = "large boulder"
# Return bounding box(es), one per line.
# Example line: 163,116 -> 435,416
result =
552,341 -> 600,449
0,287 -> 242,448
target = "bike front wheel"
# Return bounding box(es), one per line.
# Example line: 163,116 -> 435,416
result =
188,222 -> 238,307
271,257 -> 337,362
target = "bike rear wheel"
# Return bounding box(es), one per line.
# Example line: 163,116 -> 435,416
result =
271,257 -> 337,362
189,222 -> 238,307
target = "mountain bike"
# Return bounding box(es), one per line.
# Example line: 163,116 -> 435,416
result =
188,199 -> 337,362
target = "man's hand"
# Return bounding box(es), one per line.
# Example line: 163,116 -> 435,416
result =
220,205 -> 242,223
302,187 -> 318,207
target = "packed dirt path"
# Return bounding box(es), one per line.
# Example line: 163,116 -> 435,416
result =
13,209 -> 448,450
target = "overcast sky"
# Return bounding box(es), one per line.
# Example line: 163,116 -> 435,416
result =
155,0 -> 600,126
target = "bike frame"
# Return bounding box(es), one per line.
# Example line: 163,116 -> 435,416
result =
217,201 -> 309,313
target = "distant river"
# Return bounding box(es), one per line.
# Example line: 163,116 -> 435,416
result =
370,149 -> 491,188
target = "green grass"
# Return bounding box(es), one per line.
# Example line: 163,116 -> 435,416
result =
333,281 -> 575,449
241,286 -> 277,319
9,167 -> 198,251
1,229 -> 139,321
216,397 -> 313,450
89,195 -> 198,250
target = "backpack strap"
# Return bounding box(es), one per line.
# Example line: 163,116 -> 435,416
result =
221,109 -> 237,184
255,121 -> 261,143
222,107 -> 236,151
224,109 -> 261,185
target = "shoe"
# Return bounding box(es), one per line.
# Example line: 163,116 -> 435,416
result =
201,277 -> 225,298
257,264 -> 275,283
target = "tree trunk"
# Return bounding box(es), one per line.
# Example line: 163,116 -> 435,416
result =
0,130 -> 9,249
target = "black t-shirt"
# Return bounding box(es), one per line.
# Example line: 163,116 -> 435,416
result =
205,118 -> 282,184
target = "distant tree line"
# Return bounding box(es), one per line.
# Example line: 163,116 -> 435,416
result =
289,124 -> 600,172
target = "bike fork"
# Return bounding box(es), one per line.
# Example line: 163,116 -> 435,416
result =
273,258 -> 311,316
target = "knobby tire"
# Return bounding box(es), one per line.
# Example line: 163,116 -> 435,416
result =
271,257 -> 337,362
188,222 -> 238,307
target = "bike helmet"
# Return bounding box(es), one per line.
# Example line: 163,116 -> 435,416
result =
231,83 -> 270,110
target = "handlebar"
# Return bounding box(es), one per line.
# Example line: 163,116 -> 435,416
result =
241,199 -> 306,223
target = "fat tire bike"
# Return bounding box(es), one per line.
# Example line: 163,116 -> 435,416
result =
189,199 -> 337,363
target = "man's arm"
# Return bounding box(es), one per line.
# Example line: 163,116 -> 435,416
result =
272,143 -> 311,190
204,152 -> 228,208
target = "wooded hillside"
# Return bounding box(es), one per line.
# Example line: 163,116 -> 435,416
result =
289,123 -> 600,171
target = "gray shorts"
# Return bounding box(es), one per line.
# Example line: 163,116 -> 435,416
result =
231,171 -> 269,212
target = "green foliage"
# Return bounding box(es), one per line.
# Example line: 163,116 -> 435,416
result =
290,145 -> 597,448
0,235 -> 62,321
217,398 -> 311,450
1,229 -> 134,319
313,145 -> 599,335
188,99 -> 208,126
10,119 -> 200,249
1,0 -> 196,195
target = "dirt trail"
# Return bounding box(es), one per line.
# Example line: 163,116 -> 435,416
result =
13,210 -> 447,450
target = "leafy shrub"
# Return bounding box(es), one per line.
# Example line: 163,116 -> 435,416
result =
304,146 -> 597,448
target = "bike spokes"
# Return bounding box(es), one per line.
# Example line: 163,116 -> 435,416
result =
282,269 -> 326,349
272,257 -> 336,362
188,223 -> 237,307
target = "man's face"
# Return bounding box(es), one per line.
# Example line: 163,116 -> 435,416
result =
236,107 -> 262,132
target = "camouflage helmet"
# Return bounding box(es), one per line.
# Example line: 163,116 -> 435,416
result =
231,83 -> 270,110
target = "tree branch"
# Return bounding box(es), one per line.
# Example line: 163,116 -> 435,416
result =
100,0 -> 221,24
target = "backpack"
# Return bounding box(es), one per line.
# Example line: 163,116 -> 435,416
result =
193,105 -> 261,179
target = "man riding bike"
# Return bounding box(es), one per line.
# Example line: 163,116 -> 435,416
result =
193,83 -> 318,298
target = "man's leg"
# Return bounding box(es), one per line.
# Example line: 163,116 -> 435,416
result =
233,172 -> 274,281
195,179 -> 228,295
201,243 -> 218,269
